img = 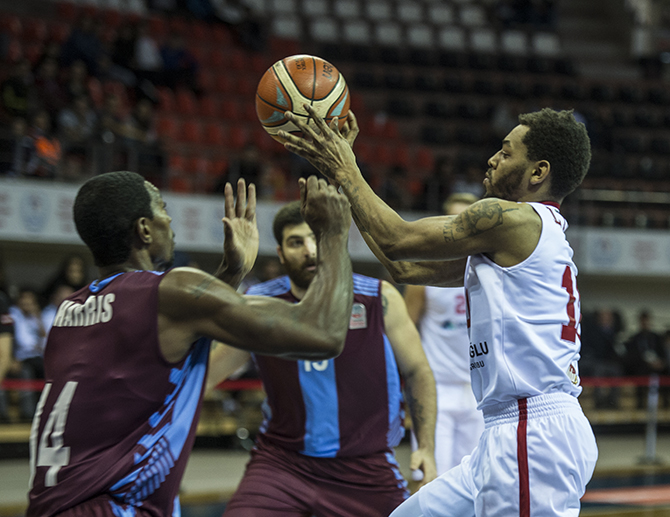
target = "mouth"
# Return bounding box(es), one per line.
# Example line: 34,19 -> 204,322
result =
305,264 -> 317,272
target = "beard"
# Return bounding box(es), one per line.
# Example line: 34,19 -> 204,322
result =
484,164 -> 525,201
283,259 -> 316,291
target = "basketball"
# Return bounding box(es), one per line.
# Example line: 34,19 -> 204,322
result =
255,54 -> 350,142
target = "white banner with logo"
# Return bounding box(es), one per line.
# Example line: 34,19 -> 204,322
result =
2,178 -> 670,274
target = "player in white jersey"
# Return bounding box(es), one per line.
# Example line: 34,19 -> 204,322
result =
405,193 -> 485,476
280,106 -> 598,516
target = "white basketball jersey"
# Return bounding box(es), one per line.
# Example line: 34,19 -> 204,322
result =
465,202 -> 582,410
419,287 -> 471,385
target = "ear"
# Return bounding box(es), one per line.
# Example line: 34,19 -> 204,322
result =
276,245 -> 285,265
136,217 -> 152,246
530,160 -> 550,186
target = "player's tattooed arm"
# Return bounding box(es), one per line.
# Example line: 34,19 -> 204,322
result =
190,277 -> 216,299
443,199 -> 519,243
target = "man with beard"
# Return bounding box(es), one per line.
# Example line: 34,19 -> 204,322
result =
207,200 -> 437,517
279,107 -> 598,517
27,172 -> 355,517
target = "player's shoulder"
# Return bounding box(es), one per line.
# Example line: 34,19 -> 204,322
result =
352,273 -> 381,296
245,276 -> 291,296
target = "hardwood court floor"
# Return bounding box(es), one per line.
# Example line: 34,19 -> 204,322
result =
1,434 -> 669,516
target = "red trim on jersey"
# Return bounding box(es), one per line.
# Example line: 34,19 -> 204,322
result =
517,398 -> 530,517
540,201 -> 561,208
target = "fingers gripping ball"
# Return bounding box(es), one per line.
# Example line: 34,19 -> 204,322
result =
256,54 -> 350,143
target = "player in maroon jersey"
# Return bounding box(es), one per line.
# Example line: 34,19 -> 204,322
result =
27,171 -> 354,516
206,200 -> 437,517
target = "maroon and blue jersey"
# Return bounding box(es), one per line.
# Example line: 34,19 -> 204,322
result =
247,273 -> 405,459
27,270 -> 210,517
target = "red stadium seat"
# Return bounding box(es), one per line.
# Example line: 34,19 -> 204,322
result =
156,116 -> 179,141
56,2 -> 78,22
228,126 -> 249,150
220,99 -> 242,121
415,146 -> 435,171
181,120 -> 203,143
0,15 -> 22,38
87,77 -> 104,107
148,16 -> 168,39
24,43 -> 43,64
199,96 -> 219,118
5,39 -> 23,63
156,87 -> 176,113
101,10 -> 123,29
203,122 -> 227,146
175,89 -> 198,116
49,22 -> 71,43
189,20 -> 209,43
213,73 -> 235,94
229,49 -> 247,71
210,49 -> 228,68
211,25 -> 232,45
251,54 -> 270,75
169,17 -> 189,36
394,144 -> 411,168
235,76 -> 256,97
189,45 -> 209,67
22,19 -> 48,42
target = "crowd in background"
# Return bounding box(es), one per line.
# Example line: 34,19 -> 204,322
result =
0,255 -> 87,423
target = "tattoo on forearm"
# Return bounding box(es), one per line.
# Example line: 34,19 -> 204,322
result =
442,200 -> 518,243
382,294 -> 388,316
191,277 -> 215,299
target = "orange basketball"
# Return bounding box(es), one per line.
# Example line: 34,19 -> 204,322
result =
256,54 -> 350,142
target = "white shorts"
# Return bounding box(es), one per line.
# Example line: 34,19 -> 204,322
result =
401,392 -> 598,517
412,383 -> 485,475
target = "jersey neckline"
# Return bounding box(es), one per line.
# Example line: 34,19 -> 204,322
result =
539,201 -> 560,209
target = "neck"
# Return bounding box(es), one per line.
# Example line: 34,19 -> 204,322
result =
98,251 -> 155,281
288,279 -> 307,301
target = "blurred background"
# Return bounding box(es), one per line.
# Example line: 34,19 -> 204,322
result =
0,0 -> 670,515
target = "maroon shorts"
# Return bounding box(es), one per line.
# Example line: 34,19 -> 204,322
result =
223,439 -> 409,517
55,494 -> 155,516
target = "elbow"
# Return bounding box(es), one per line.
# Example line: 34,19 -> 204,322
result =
315,334 -> 346,359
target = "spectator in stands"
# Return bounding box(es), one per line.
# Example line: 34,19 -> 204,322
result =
14,110 -> 62,179
624,310 -> 666,409
134,21 -> 163,87
580,309 -> 625,408
58,94 -> 97,151
213,144 -> 266,193
111,24 -> 137,72
33,57 -> 67,119
97,93 -> 130,144
160,33 -> 199,92
58,95 -> 97,182
42,254 -> 88,308
126,98 -> 158,145
413,157 -> 455,213
1,59 -> 33,121
213,0 -> 268,52
60,15 -> 104,74
451,162 -> 485,198
0,269 -> 13,424
0,117 -> 27,175
41,284 -> 74,339
62,60 -> 90,103
9,288 -> 46,422
96,54 -> 137,90
35,40 -> 62,71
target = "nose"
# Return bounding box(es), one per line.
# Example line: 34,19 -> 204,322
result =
487,151 -> 499,169
305,237 -> 317,258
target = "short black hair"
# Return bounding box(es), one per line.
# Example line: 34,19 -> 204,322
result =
518,108 -> 591,200
272,201 -> 303,246
73,171 -> 154,267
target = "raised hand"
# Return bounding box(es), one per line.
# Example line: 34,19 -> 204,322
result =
299,175 -> 351,238
218,178 -> 259,284
279,105 -> 359,185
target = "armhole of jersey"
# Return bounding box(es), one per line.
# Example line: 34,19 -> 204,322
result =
154,271 -> 187,367
476,203 -> 546,273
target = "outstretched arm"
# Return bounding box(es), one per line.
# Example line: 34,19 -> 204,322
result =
382,281 -> 437,486
280,107 -> 538,267
158,177 -> 354,362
